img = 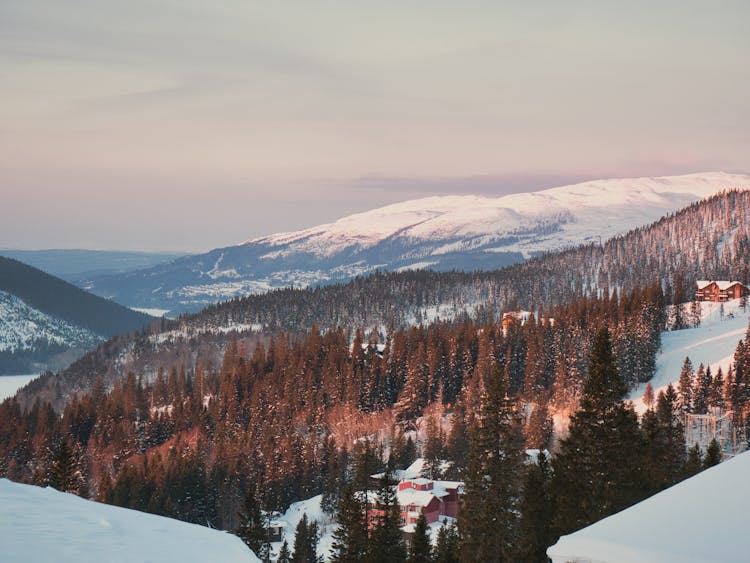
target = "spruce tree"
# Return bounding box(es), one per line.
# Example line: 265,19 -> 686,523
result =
330,483 -> 368,563
458,363 -> 524,562
291,513 -> 320,563
236,483 -> 269,561
517,450 -> 553,562
433,523 -> 459,563
278,540 -> 291,563
684,444 -> 703,477
368,469 -> 406,563
703,439 -> 722,469
408,512 -> 432,563
552,327 -> 644,537
47,439 -> 82,494
677,357 -> 694,413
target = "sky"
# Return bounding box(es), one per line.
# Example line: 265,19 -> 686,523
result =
1,1 -> 748,252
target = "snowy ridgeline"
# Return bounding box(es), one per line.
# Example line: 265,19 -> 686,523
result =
0,479 -> 259,563
547,450 -> 750,563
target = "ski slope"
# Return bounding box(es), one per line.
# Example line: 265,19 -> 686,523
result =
0,479 -> 259,563
630,299 -> 749,413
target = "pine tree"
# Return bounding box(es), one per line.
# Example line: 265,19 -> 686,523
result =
684,443 -> 703,477
278,540 -> 291,563
368,469 -> 406,563
516,450 -> 553,562
291,513 -> 319,563
458,363 -> 524,562
552,327 -> 644,537
642,382 -> 655,409
408,512 -> 432,563
423,415 -> 444,480
677,357 -> 694,413
433,523 -> 459,563
703,439 -> 722,469
330,483 -> 368,563
47,439 -> 84,495
236,483 -> 269,561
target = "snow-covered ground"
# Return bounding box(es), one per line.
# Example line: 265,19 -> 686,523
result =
0,290 -> 101,353
630,299 -> 749,413
270,494 -> 337,561
0,374 -> 39,401
0,479 -> 259,563
547,450 -> 750,563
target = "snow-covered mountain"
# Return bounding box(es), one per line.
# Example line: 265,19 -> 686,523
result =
83,172 -> 750,314
0,289 -> 101,359
0,479 -> 259,563
0,257 -> 154,374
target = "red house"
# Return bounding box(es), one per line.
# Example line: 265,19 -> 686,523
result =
365,474 -> 462,532
696,280 -> 748,302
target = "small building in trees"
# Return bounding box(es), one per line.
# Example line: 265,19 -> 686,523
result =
268,520 -> 287,543
366,460 -> 462,535
695,280 -> 748,302
684,408 -> 747,457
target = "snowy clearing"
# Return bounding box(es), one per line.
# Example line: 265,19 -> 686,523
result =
547,450 -> 750,563
630,298 -> 749,413
0,479 -> 259,563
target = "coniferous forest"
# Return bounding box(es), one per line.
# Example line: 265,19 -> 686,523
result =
2,191 -> 750,561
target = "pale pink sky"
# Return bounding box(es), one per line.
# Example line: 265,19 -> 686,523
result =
1,1 -> 748,251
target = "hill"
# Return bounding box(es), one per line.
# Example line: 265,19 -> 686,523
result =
82,172 -> 750,314
0,479 -> 259,563
0,249 -> 185,282
0,257 -> 154,373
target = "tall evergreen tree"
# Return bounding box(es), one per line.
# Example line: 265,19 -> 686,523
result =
703,439 -> 722,469
516,450 -> 553,562
368,470 -> 406,563
278,540 -> 291,563
47,438 -> 83,495
677,357 -> 694,413
291,513 -> 320,563
458,363 -> 524,562
236,483 -> 269,561
408,512 -> 432,563
552,327 -> 644,537
433,523 -> 459,563
330,483 -> 368,563
684,443 -> 703,478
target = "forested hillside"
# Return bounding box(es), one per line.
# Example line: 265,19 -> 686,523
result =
0,257 -> 154,373
13,190 -> 749,408
1,191 -> 749,561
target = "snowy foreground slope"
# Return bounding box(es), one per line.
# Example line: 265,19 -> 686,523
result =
630,298 -> 750,412
547,450 -> 750,563
0,479 -> 259,563
83,172 -> 750,314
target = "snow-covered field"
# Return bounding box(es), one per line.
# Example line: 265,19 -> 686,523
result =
630,299 -> 749,413
0,479 -> 259,563
547,450 -> 750,562
0,374 -> 39,401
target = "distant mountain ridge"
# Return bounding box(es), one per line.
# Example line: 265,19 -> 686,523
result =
0,257 -> 154,374
82,172 -> 750,314
0,249 -> 185,282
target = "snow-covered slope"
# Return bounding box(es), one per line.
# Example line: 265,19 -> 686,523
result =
630,299 -> 750,413
83,172 -> 750,314
0,478 -> 259,563
547,451 -> 750,563
0,290 -> 101,355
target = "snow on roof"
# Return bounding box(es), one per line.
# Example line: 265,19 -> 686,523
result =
397,487 -> 446,507
696,280 -> 745,290
547,451 -> 750,563
0,479 -> 259,563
